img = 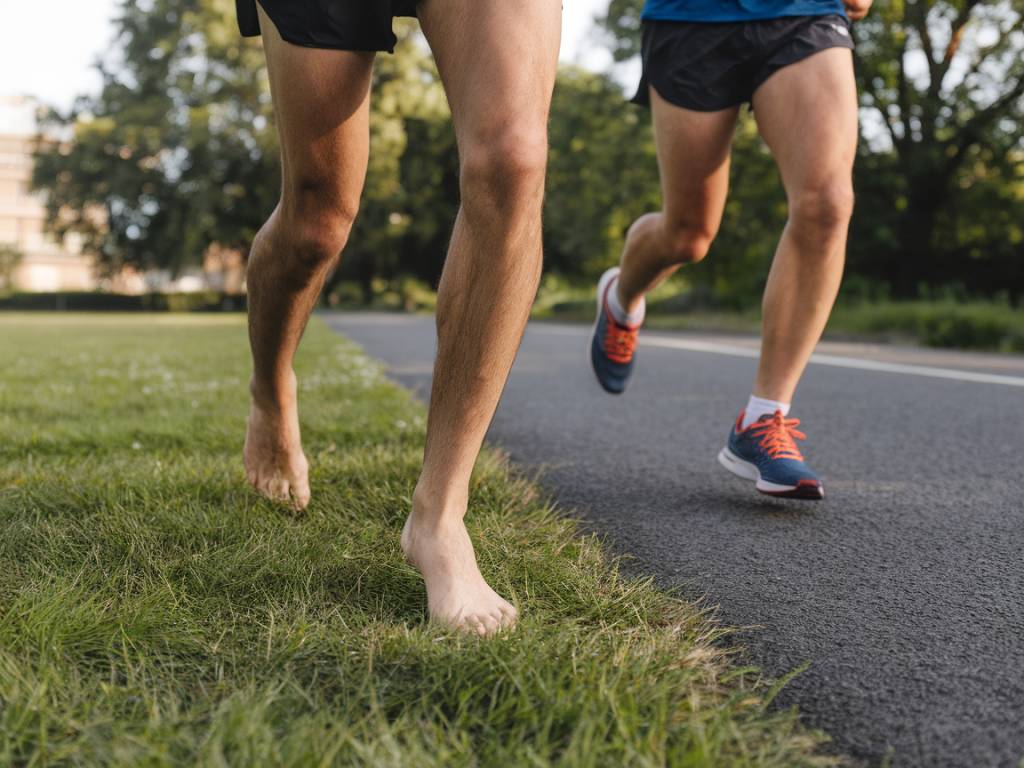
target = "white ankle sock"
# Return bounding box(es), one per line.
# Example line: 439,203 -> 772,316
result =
741,395 -> 790,430
607,277 -> 646,327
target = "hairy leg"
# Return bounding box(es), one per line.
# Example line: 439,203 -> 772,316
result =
751,48 -> 858,403
244,6 -> 374,510
615,90 -> 738,314
400,0 -> 561,635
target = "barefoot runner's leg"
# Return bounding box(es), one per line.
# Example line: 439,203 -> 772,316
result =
241,0 -> 560,632
400,0 -> 561,635
244,6 -> 374,511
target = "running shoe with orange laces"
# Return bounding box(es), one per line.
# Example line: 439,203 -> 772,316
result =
590,267 -> 641,395
718,410 -> 824,499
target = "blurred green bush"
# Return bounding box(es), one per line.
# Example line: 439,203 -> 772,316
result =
0,292 -> 246,313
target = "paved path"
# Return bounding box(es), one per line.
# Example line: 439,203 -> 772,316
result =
325,312 -> 1024,767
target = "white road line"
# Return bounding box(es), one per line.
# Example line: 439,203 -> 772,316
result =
533,325 -> 1024,389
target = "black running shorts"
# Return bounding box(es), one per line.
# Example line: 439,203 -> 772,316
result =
236,0 -> 418,53
633,14 -> 854,111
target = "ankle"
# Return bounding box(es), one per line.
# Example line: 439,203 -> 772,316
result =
609,275 -> 646,326
411,482 -> 468,526
741,394 -> 791,429
618,278 -> 645,316
249,371 -> 297,411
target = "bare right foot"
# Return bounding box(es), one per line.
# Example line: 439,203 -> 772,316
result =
244,372 -> 311,511
401,511 -> 518,637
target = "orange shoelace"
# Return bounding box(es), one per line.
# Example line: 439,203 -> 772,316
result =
603,313 -> 638,364
747,411 -> 806,461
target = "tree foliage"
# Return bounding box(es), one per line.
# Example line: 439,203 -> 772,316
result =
852,0 -> 1024,296
33,0 -> 278,276
598,0 -> 647,61
31,0 -> 1024,304
544,68 -> 660,276
0,244 -> 23,292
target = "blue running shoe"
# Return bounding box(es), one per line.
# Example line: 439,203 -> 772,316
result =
590,267 -> 640,395
717,410 -> 825,499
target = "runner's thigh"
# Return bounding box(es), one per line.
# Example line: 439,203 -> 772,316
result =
650,88 -> 738,237
257,4 -> 374,207
416,0 -> 562,159
751,48 -> 857,195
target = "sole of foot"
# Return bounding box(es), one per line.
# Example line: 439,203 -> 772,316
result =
401,514 -> 518,637
244,375 -> 311,512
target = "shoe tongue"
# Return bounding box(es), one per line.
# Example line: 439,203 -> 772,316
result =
609,313 -> 638,332
752,411 -> 791,429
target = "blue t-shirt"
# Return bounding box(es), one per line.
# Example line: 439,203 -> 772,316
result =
642,0 -> 845,22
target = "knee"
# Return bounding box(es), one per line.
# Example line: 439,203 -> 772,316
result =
789,182 -> 854,235
277,177 -> 359,277
459,127 -> 548,216
650,216 -> 716,266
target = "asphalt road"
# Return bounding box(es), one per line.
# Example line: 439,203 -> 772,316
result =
325,312 -> 1024,768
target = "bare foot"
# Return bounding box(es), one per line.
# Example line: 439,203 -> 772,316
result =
244,372 -> 310,511
401,512 -> 518,636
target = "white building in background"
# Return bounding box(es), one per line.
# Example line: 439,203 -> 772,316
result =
0,94 -> 246,295
0,94 -> 97,291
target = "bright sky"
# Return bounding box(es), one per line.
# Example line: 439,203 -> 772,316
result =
0,0 -> 614,111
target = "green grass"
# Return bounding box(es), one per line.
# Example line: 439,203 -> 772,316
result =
532,277 -> 1024,353
826,300 -> 1024,352
0,313 -> 832,767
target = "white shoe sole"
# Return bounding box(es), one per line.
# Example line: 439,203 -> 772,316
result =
717,446 -> 824,499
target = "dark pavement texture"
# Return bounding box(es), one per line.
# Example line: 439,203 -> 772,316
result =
324,312 -> 1024,768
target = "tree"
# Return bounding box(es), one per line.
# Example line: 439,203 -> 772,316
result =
854,0 -> 1024,296
543,67 -> 660,276
598,0 -> 647,62
32,0 -> 278,277
0,244 -> 24,292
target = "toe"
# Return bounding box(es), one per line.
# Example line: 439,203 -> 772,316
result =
489,609 -> 504,627
291,479 -> 311,511
480,613 -> 501,636
264,476 -> 290,503
254,475 -> 271,497
499,600 -> 518,621
464,616 -> 487,637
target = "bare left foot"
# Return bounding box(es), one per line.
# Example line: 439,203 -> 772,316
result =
401,512 -> 518,636
244,372 -> 311,511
